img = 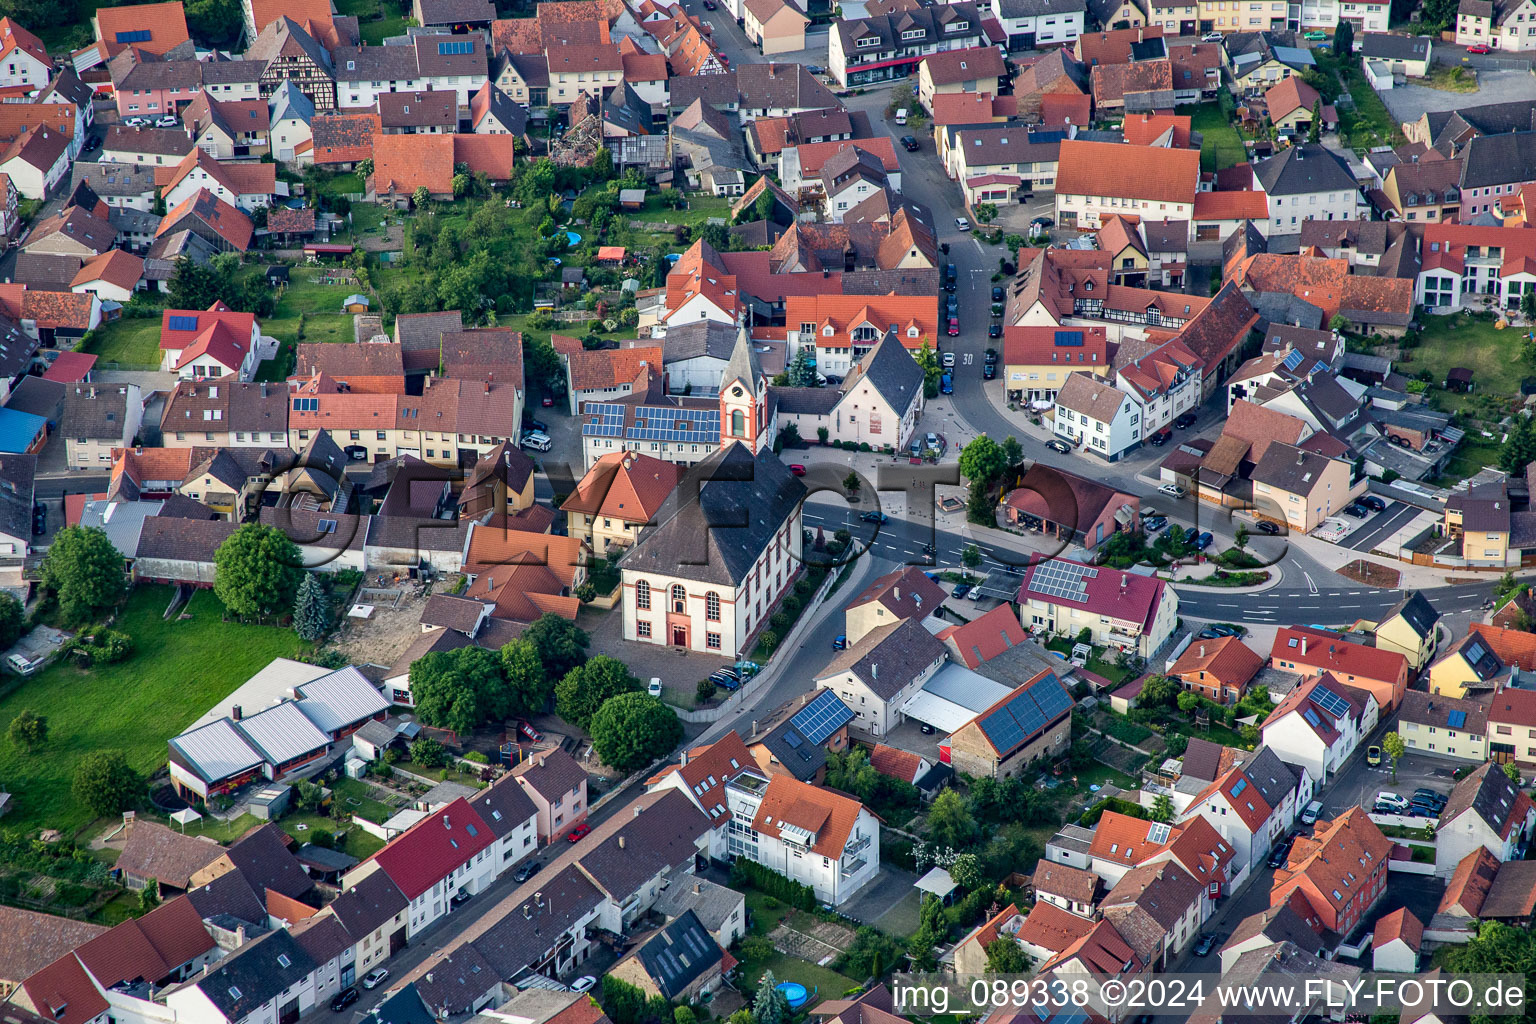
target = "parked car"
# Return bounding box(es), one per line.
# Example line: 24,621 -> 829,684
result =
955,217 -> 972,231
1201,30 -> 1224,40
1198,628 -> 1220,639
1366,745 -> 1382,766
1159,483 -> 1186,498
927,432 -> 942,450
1300,800 -> 1323,825
991,285 -> 1005,302
83,135 -> 100,152
1173,411 -> 1198,429
1148,429 -> 1172,446
566,822 -> 594,842
806,65 -> 823,74
1377,792 -> 1410,813
332,989 -> 361,1012
953,584 -> 971,599
1257,520 -> 1281,534
1142,516 -> 1168,532
900,135 -> 920,151
1302,29 -> 1327,39
523,415 -> 549,432
942,351 -> 956,367
988,323 -> 1003,338
156,115 -> 179,127
919,723 -> 936,735
946,317 -> 960,336
1359,495 -> 1386,511
31,504 -> 45,535
833,634 -> 847,650
648,678 -> 663,697
788,464 -> 806,475
1193,531 -> 1214,551
1468,43 -> 1491,52
1413,789 -> 1447,811
983,364 -> 997,379
571,978 -> 598,994
941,373 -> 953,394
362,969 -> 389,990
859,510 -> 889,523
1193,933 -> 1217,957
985,349 -> 998,364
710,667 -> 740,689
451,889 -> 473,906
1209,624 -> 1242,637
513,860 -> 541,883
1342,504 -> 1369,518
1267,835 -> 1294,868
944,264 -> 957,291
1046,438 -> 1072,454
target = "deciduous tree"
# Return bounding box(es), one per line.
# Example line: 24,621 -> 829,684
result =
959,435 -> 1006,484
41,526 -> 127,625
73,750 -> 144,818
523,614 -> 590,679
499,638 -> 552,716
555,655 -> 640,728
590,692 -> 682,770
214,523 -> 303,620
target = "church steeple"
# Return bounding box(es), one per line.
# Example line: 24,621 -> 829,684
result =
719,325 -> 766,449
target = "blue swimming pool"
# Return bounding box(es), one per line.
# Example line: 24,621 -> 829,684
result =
777,983 -> 809,1009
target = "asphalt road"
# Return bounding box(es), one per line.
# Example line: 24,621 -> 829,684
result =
1173,580 -> 1491,624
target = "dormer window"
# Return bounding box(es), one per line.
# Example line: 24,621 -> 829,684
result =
857,35 -> 881,46
901,28 -> 924,38
947,19 -> 969,30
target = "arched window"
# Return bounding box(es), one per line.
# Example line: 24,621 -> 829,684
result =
706,591 -> 721,621
636,580 -> 651,610
671,584 -> 687,613
731,409 -> 745,436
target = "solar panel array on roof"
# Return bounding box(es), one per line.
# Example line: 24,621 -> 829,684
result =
584,403 -> 626,438
1309,685 -> 1350,718
438,40 -> 475,54
1027,559 -> 1098,604
976,673 -> 1068,755
790,690 -> 854,745
1466,641 -> 1487,664
1281,348 -> 1305,372
1302,707 -> 1322,729
1054,330 -> 1084,347
1447,709 -> 1467,729
169,315 -> 200,332
116,29 -> 153,42
581,403 -> 720,443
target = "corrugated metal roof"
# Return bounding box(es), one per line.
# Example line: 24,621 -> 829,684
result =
170,718 -> 264,783
295,666 -> 390,734
235,700 -> 330,765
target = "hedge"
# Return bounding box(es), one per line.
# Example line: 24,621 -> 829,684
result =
730,857 -> 817,910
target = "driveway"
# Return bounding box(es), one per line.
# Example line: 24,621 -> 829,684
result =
1339,501 -> 1421,552
1379,70 -> 1536,124
838,865 -> 921,934
1320,749 -> 1458,821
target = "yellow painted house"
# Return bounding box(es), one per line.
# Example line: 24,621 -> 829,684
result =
1250,441 -> 1357,533
1365,590 -> 1441,672
1445,483 -> 1513,567
1427,632 -> 1505,699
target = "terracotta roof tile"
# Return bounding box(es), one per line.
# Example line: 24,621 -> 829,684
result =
311,112 -> 381,166
750,774 -> 864,857
1056,138 -> 1197,206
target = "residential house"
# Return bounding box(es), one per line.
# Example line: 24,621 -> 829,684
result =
744,689 -> 855,784
1455,0 -> 1536,51
269,81 -> 315,163
1231,251 -> 1414,336
1219,892 -> 1326,972
0,19 -> 52,91
1417,223 -> 1536,314
159,304 -> 264,380
606,911 -> 727,1002
1395,689 -> 1487,763
1487,680 -> 1536,767
1017,557 -> 1178,657
458,441 -> 536,521
1055,140 -> 1199,230
1170,635 -> 1263,705
1051,372 -> 1143,460
842,564 -> 946,645
510,746 -> 589,841
342,799 -> 496,939
783,293 -> 939,377
1381,153 -> 1461,223
721,769 -> 880,905
561,449 -> 679,556
916,46 -> 1006,112
1269,626 -> 1410,714
1100,859 -> 1204,970
828,2 -> 991,87
742,0 -> 809,54
1250,441 -> 1357,534
0,127 -> 71,199
1002,325 -> 1110,406
1251,143 -> 1362,235
1271,806 -> 1391,935
1179,745 -> 1305,878
1259,670 -> 1378,785
61,384 -> 143,470
1432,761 -> 1535,875
995,0 -> 1086,47
774,335 -> 926,449
156,189 -> 257,253
813,618 -> 948,737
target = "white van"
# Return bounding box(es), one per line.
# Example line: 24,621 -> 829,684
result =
1300,800 -> 1323,825
520,431 -> 553,451
894,108 -> 909,125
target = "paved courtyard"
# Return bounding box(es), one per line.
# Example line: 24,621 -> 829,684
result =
1379,70 -> 1536,125
839,865 -> 921,935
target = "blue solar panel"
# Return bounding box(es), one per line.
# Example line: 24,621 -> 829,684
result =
168,315 -> 199,332
1447,709 -> 1467,729
1281,348 -> 1305,371
1054,330 -> 1083,347
790,690 -> 854,745
1302,707 -> 1322,729
1309,685 -> 1351,718
437,39 -> 475,54
116,29 -> 152,42
1030,674 -> 1071,720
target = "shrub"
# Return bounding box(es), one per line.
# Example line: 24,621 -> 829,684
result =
759,630 -> 780,652
411,736 -> 448,767
730,858 -> 816,910
696,678 -> 717,703
463,751 -> 490,764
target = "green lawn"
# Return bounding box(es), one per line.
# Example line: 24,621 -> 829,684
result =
633,193 -> 735,229
82,319 -> 162,369
1411,314 -> 1526,406
1183,100 -> 1246,172
1338,68 -> 1405,150
333,0 -> 408,43
1073,762 -> 1142,791
0,587 -> 307,837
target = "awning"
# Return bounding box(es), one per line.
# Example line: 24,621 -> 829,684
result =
171,807 -> 203,831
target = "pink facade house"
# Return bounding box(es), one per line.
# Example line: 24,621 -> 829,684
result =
509,746 -> 589,841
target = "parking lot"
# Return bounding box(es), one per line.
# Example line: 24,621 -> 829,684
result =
1338,500 -> 1423,551
1320,749 -> 1459,820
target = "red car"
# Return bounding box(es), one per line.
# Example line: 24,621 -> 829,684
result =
946,317 -> 960,336
1467,44 -> 1491,52
566,822 -> 593,843
541,396 -> 554,407
788,464 -> 807,476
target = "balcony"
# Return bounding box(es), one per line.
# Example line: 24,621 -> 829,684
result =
844,834 -> 871,857
841,855 -> 868,878
1107,627 -> 1143,646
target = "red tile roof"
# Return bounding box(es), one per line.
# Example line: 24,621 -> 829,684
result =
1439,846 -> 1500,916
867,743 -> 924,783
1089,810 -> 1170,865
646,731 -> 753,819
1269,626 -> 1409,686
560,448 -> 679,524
1122,112 -> 1191,148
15,954 -> 109,1024
1015,899 -> 1095,954
160,302 -> 255,353
1273,807 -> 1392,915
1017,558 -> 1166,631
42,351 -> 98,382
751,774 -> 865,857
72,249 -> 143,292
1002,324 -> 1109,368
792,137 -> 899,175
1265,75 -> 1320,121
311,112 -> 381,165
453,134 -> 514,180
370,133 -> 454,195
1171,635 -> 1263,690
157,189 -> 254,250
368,798 -> 495,899
1056,140 -> 1199,206
95,1 -> 190,57
566,345 -> 662,391
1468,622 -> 1536,671
1193,190 -> 1270,221
1373,907 -> 1422,950
937,603 -> 1030,669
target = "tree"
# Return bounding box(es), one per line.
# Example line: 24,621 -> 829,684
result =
1235,524 -> 1250,549
696,678 -> 717,703
590,692 -> 682,770
8,710 -> 47,751
1442,921 -> 1536,1012
409,646 -> 509,735
73,750 -> 144,818
1501,416 -> 1536,476
787,348 -> 818,387
1382,731 -> 1406,782
555,655 -> 641,728
292,574 -> 330,642
974,202 -> 998,224
984,936 -> 1030,974
817,426 -> 830,445
1503,761 -> 1522,783
1522,289 -> 1536,323
949,852 -> 982,890
959,435 -> 1006,485
0,592 -> 21,652
1151,793 -> 1174,822
915,340 -> 942,399
137,878 -> 161,916
412,186 -> 432,207
1308,100 -> 1322,143
844,471 -> 861,494
184,0 -> 243,46
753,972 -> 791,1024
1139,674 -> 1179,707
41,526 -> 127,625
1334,18 -> 1354,57
884,83 -> 915,118
967,478 -> 994,527
411,736 -> 448,768
1177,691 -> 1200,715
1001,435 -> 1023,468
214,523 -> 302,620
962,544 -> 982,572
927,789 -> 978,849
523,614 -> 590,679
1328,313 -> 1351,334
500,638 -> 552,716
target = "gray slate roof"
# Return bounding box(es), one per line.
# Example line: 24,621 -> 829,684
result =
1253,144 -> 1357,196
622,443 -> 806,586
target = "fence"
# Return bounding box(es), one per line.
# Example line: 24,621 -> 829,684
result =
1387,858 -> 1435,875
